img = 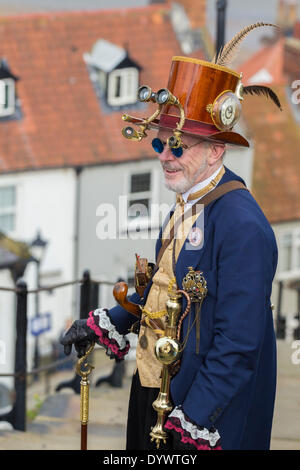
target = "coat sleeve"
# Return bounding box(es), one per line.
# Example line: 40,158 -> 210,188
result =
181,220 -> 275,430
86,291 -> 143,361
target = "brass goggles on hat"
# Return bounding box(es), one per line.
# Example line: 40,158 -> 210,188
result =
122,85 -> 186,157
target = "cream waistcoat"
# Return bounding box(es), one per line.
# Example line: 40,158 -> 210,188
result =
136,205 -> 200,388
136,165 -> 225,387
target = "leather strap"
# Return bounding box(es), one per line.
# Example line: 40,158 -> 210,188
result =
155,180 -> 248,268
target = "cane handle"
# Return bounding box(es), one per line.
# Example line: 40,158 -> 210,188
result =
113,281 -> 142,318
75,342 -> 95,380
113,281 -> 164,332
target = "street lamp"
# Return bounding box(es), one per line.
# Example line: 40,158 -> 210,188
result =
30,230 -> 48,378
30,231 -> 47,265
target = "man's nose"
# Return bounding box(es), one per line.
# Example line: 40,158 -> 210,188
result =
158,146 -> 176,162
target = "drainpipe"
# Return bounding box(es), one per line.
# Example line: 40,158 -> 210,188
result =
73,166 -> 83,316
216,0 -> 228,56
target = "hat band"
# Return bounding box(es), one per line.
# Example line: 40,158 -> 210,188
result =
159,114 -> 218,136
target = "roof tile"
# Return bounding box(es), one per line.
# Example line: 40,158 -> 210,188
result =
240,38 -> 300,223
0,6 -> 185,173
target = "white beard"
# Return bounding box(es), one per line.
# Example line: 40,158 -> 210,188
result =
163,159 -> 208,194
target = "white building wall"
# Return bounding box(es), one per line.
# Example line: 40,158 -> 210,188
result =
0,269 -> 15,395
0,168 -> 77,371
272,220 -> 300,317
224,144 -> 253,189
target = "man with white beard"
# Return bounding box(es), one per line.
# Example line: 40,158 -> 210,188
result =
61,23 -> 282,450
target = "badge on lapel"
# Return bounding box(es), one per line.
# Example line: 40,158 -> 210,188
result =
188,227 -> 203,247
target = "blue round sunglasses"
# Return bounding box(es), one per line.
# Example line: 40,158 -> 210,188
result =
151,138 -> 201,158
151,138 -> 185,157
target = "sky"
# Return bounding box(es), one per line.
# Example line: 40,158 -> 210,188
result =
0,0 -> 149,13
207,0 -> 297,59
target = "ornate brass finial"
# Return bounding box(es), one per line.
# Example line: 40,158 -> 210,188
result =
182,267 -> 208,302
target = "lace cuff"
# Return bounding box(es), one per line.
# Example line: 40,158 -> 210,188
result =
87,308 -> 130,361
164,406 -> 222,450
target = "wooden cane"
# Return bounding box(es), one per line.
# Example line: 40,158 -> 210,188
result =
75,342 -> 95,450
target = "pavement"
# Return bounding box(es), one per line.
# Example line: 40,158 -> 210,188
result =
0,347 -> 132,450
270,340 -> 300,450
0,340 -> 299,450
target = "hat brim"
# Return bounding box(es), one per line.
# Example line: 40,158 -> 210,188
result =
133,114 -> 250,148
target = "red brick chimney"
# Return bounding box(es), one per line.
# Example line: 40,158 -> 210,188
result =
277,0 -> 298,33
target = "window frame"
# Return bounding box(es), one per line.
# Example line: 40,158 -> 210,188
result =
107,67 -> 138,106
127,170 -> 152,231
279,229 -> 300,276
118,168 -> 161,235
0,185 -> 16,234
0,78 -> 15,117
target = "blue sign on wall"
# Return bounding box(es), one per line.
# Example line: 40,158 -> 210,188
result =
30,313 -> 51,337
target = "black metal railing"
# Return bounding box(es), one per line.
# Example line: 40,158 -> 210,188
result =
0,270 -> 119,431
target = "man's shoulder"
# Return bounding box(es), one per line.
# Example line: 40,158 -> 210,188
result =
211,180 -> 273,237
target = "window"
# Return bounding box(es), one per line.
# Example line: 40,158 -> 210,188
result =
0,79 -> 15,117
0,186 -> 16,233
280,230 -> 300,273
119,169 -> 163,236
128,172 -> 152,222
130,173 -> 151,193
98,70 -> 107,91
282,233 -> 292,272
107,68 -> 138,106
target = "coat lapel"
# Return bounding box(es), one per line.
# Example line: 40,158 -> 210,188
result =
175,166 -> 246,286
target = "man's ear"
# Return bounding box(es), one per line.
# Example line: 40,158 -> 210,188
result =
207,143 -> 225,166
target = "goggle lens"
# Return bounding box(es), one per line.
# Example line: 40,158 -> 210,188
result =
151,138 -> 183,158
171,147 -> 183,158
151,138 -> 164,154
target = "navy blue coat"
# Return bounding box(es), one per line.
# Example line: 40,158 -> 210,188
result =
108,166 -> 278,450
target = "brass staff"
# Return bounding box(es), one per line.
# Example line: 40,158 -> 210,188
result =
150,290 -> 182,448
75,342 -> 95,450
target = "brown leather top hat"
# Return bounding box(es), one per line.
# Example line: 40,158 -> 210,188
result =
121,22 -> 282,151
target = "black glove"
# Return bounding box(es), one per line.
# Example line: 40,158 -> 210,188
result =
60,319 -> 98,358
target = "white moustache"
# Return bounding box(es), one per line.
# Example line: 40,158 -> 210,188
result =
162,164 -> 181,171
